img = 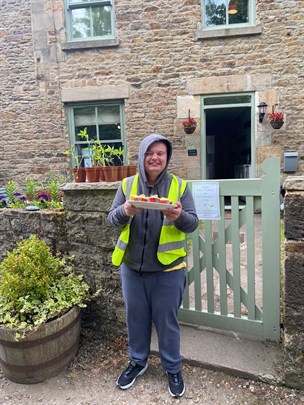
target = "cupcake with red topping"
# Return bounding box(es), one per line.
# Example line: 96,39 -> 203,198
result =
139,194 -> 148,202
159,197 -> 172,204
148,195 -> 159,203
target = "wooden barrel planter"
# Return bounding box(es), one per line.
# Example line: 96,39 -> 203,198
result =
0,306 -> 81,384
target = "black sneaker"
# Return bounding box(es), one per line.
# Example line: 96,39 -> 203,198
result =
167,371 -> 185,397
116,361 -> 148,389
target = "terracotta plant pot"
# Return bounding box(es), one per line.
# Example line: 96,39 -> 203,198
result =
98,166 -> 105,181
103,166 -> 119,182
127,165 -> 137,176
72,168 -> 86,183
85,167 -> 99,182
117,166 -> 129,181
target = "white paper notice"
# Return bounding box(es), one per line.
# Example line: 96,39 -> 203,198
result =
192,181 -> 221,220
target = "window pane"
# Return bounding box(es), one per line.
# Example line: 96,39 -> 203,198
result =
97,105 -> 121,141
74,107 -> 97,141
105,142 -> 124,165
205,0 -> 226,27
204,95 -> 251,105
71,8 -> 91,39
229,0 -> 249,25
205,0 -> 250,27
71,6 -> 112,39
92,6 -> 112,36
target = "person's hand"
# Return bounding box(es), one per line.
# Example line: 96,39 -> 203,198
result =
123,200 -> 143,217
162,201 -> 182,221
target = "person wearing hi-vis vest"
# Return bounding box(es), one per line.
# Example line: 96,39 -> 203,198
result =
108,134 -> 198,398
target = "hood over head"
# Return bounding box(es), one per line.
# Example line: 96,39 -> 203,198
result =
138,134 -> 172,185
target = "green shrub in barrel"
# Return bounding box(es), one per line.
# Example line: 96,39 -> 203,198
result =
0,235 -> 94,384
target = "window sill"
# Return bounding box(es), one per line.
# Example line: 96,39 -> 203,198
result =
61,38 -> 119,51
197,25 -> 262,40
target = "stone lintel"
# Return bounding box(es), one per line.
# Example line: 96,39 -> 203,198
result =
187,74 -> 272,95
61,85 -> 130,103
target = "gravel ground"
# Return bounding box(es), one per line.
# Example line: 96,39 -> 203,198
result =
0,332 -> 304,405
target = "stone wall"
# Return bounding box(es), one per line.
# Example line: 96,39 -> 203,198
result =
0,182 -> 125,338
0,0 -> 69,186
282,176 -> 304,390
1,0 -> 304,185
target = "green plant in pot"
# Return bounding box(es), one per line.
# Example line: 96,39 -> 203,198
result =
0,235 -> 94,384
64,144 -> 86,182
77,127 -> 100,182
101,144 -> 129,181
91,141 -> 110,181
112,145 -> 129,180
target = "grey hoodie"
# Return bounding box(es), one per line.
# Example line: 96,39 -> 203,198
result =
108,134 -> 198,273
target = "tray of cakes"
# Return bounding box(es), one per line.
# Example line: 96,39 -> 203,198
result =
128,194 -> 176,210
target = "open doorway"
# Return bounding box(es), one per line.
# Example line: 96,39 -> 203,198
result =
203,94 -> 253,180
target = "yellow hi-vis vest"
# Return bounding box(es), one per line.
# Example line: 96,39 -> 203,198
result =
112,174 -> 187,266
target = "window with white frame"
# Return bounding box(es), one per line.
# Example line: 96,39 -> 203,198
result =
65,0 -> 115,41
202,0 -> 255,30
67,102 -> 126,167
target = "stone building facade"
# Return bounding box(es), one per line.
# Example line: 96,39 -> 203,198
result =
1,0 -> 304,185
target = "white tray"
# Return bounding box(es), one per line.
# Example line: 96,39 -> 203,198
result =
128,201 -> 175,210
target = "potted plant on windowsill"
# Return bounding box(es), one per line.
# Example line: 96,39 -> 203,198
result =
78,127 -> 100,182
0,235 -> 96,384
104,145 -> 129,181
98,144 -> 134,182
182,110 -> 197,134
64,145 -> 86,183
92,141 -> 111,181
269,111 -> 284,129
113,146 -> 137,179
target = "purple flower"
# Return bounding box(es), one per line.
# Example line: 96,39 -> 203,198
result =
39,193 -> 49,201
0,196 -> 7,207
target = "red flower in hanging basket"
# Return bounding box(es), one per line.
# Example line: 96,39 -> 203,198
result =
182,117 -> 197,128
269,111 -> 284,122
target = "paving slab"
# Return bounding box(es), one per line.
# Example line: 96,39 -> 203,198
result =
151,323 -> 283,384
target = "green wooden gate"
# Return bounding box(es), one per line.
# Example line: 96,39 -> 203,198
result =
180,158 -> 281,341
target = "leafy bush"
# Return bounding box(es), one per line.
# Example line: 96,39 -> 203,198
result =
0,235 -> 92,338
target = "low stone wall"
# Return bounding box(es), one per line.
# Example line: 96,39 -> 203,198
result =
282,176 -> 304,390
0,182 -> 125,339
62,182 -> 125,337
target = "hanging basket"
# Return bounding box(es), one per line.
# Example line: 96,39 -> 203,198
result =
270,120 -> 284,129
183,126 -> 197,134
182,109 -> 197,134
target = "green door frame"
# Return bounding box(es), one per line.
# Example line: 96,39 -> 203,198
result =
200,93 -> 256,180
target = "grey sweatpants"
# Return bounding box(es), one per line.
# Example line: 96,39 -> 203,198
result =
120,263 -> 186,374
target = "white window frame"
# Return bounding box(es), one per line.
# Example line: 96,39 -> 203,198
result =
65,0 -> 115,42
201,0 -> 256,31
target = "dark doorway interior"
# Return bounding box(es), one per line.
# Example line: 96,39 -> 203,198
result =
205,107 -> 251,180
